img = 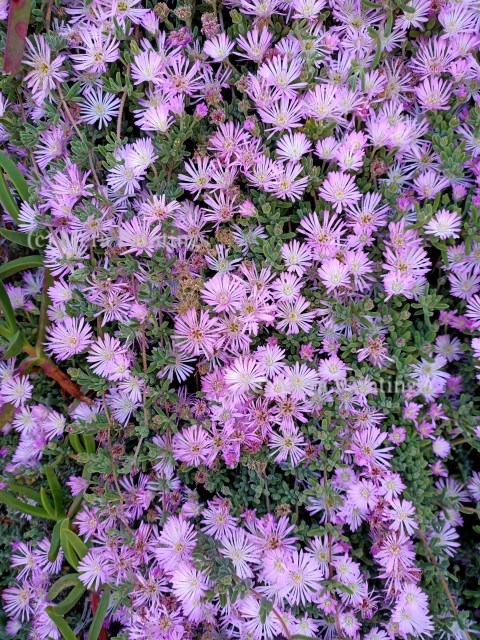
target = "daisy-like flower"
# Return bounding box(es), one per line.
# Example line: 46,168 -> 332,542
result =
0,375 -> 33,408
388,499 -> 418,535
276,132 -> 312,163
374,531 -> 415,575
137,104 -> 174,132
107,164 -> 145,196
140,194 -> 180,223
348,426 -> 393,468
118,216 -> 163,256
171,563 -> 209,604
201,500 -> 237,540
318,258 -> 351,292
174,309 -> 221,357
220,529 -> 261,579
270,163 -> 309,201
201,273 -> 245,313
415,77 -> 452,111
259,55 -> 307,97
10,543 -> 37,581
80,89 -> 121,128
2,583 -> 33,622
284,550 -> 323,605
281,240 -> 313,276
424,209 -> 462,239
348,479 -> 379,512
78,551 -> 113,591
432,437 -> 451,458
23,35 -> 67,102
276,296 -> 316,334
44,231 -> 89,277
269,426 -> 306,467
236,27 -> 273,63
204,33 -> 234,61
172,425 -> 213,467
87,334 -> 128,377
318,354 -> 349,382
178,157 -> 212,198
318,171 -> 361,213
292,0 -> 327,18
131,50 -> 164,84
224,356 -> 267,397
45,317 -> 93,360
72,28 -> 119,74
257,96 -> 304,136
155,515 -> 198,573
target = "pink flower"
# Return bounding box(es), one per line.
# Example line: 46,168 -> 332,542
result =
318,171 -> 361,213
174,309 -> 221,357
388,499 -> 418,535
172,425 -> 213,467
77,551 -> 114,591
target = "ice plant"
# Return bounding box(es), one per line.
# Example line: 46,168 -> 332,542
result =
0,1 -> 479,639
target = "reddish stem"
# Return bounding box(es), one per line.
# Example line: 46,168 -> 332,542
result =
22,345 -> 92,405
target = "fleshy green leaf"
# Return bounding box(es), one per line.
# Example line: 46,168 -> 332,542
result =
0,149 -> 30,201
0,280 -> 18,331
48,519 -> 63,563
7,482 -> 41,502
0,255 -> 44,280
0,490 -> 50,519
63,529 -> 89,560
45,606 -> 77,640
47,574 -> 81,601
40,487 -> 57,519
45,466 -> 65,517
3,330 -> 24,358
87,589 -> 110,640
60,525 -> 88,570
0,172 -> 20,222
0,227 -> 46,248
56,582 -> 87,616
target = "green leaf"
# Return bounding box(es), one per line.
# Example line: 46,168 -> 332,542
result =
3,330 -> 24,358
47,574 -> 81,601
56,582 -> 86,616
45,606 -> 77,640
0,255 -> 44,280
0,490 -> 50,519
83,434 -> 96,455
87,589 -> 110,640
67,491 -> 86,519
40,487 -> 57,518
0,150 -> 30,201
60,521 -> 79,570
0,227 -> 46,249
0,280 -> 17,330
68,433 -> 85,454
8,482 -> 41,503
0,172 -> 20,222
60,526 -> 88,570
48,519 -> 63,563
63,529 -> 88,559
45,466 -> 64,516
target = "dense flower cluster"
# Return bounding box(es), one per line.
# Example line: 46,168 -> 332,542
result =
0,0 -> 480,638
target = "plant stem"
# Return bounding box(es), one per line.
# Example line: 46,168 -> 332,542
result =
22,343 -> 92,404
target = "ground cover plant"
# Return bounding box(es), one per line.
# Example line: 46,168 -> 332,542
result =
0,0 -> 480,638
